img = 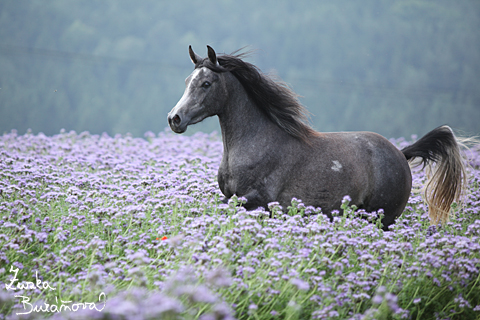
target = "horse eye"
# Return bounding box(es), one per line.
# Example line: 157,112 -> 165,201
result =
202,81 -> 211,88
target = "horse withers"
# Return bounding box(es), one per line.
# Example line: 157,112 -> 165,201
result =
168,45 -> 467,230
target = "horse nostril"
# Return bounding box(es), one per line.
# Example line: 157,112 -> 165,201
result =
173,115 -> 181,125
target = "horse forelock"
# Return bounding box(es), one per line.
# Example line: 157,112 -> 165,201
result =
195,53 -> 318,143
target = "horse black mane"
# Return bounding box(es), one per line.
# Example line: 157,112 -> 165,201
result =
194,51 -> 318,143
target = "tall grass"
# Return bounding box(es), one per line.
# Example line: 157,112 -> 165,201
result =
0,129 -> 479,319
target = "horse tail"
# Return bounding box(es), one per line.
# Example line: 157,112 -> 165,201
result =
401,125 -> 467,225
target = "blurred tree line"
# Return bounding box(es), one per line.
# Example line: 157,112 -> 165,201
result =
0,0 -> 478,138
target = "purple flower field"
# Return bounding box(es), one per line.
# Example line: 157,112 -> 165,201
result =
0,129 -> 479,319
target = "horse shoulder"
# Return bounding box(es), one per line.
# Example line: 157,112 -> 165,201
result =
218,133 -> 298,203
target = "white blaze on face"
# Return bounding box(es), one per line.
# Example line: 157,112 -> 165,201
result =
331,160 -> 342,172
187,68 -> 203,91
170,68 -> 204,116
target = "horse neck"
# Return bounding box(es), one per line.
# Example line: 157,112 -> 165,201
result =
217,75 -> 281,152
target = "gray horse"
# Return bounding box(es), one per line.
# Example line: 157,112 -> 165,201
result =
168,45 -> 466,229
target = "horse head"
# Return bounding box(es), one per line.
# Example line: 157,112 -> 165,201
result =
168,46 -> 226,133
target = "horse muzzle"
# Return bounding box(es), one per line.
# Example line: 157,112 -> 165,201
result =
167,113 -> 187,133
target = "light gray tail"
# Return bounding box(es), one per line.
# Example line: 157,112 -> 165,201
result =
401,125 -> 467,225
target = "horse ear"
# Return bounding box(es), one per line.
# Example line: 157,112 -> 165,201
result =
189,45 -> 200,65
207,45 -> 217,65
